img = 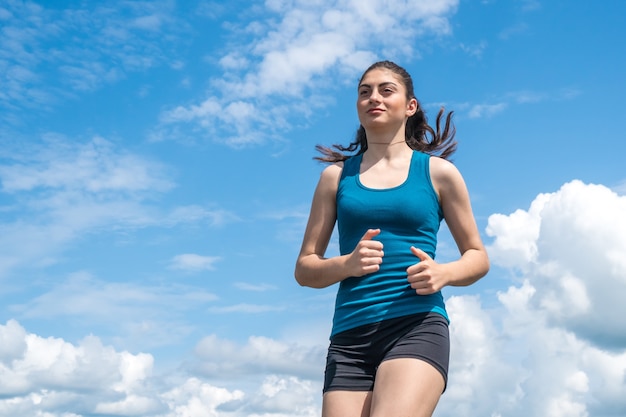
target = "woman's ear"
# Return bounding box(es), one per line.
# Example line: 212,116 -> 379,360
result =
406,98 -> 418,117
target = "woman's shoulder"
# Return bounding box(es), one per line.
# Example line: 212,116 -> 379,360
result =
318,161 -> 344,189
321,160 -> 344,174
428,155 -> 459,175
428,155 -> 466,192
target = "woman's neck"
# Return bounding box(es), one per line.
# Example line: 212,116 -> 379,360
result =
365,126 -> 408,156
364,123 -> 406,146
364,139 -> 412,163
368,139 -> 405,146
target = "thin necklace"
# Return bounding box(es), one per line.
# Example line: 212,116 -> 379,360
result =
368,141 -> 405,145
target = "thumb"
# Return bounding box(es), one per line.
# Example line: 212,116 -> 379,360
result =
410,246 -> 432,262
361,228 -> 381,241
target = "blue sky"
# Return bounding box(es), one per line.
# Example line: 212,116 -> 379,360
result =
1,0 -> 625,416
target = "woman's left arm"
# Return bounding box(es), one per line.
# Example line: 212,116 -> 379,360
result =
407,157 -> 490,294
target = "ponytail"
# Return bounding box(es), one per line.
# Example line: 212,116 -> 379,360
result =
315,61 -> 457,163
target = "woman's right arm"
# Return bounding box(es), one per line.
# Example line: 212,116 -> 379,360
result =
294,164 -> 384,288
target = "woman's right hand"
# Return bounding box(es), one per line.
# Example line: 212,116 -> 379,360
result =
346,229 -> 384,277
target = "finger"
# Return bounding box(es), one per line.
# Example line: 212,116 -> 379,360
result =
361,248 -> 384,259
361,228 -> 381,241
410,246 -> 432,262
360,257 -> 382,274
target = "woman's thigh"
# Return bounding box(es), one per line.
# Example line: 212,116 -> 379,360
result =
370,358 -> 444,417
322,390 -> 372,417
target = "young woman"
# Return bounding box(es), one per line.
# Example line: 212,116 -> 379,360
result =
294,61 -> 489,417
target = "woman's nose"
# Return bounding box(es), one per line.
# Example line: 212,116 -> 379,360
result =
369,91 -> 381,103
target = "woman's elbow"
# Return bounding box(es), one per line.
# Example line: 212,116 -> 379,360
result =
294,260 -> 312,287
478,250 -> 490,279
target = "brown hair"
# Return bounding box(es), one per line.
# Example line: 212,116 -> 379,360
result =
315,61 -> 457,162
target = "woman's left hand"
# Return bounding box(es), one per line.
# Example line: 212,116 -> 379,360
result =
406,247 -> 449,295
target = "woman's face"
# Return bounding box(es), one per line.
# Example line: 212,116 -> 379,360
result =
356,68 -> 416,131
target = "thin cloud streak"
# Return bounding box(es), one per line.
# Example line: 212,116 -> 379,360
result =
0,0 -> 185,121
169,254 -> 222,272
0,136 -> 236,278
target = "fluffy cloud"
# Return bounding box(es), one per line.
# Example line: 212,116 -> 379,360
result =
0,320 -> 157,415
437,180 -> 626,417
0,320 -> 323,417
487,180 -> 626,349
1,180 -> 625,416
159,0 -> 459,146
190,334 -> 325,381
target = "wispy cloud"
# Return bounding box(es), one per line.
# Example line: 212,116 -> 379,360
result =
467,102 -> 508,119
191,333 -> 324,379
169,254 -> 221,272
208,303 -> 285,314
0,135 -> 173,194
459,40 -> 488,58
0,0 -> 185,121
499,22 -> 530,40
457,86 -> 581,119
0,136 -> 236,278
156,0 -> 460,146
8,270 -> 218,351
234,282 -> 278,292
506,88 -> 582,104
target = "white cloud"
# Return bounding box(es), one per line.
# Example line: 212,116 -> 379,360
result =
158,0 -> 460,146
7,271 -> 217,353
169,254 -> 221,272
499,22 -> 529,40
0,1 -> 185,117
491,180 -> 626,348
3,113 -> 623,417
191,334 -> 325,381
459,40 -> 488,58
0,320 -> 323,417
506,88 -> 581,104
613,179 -> 626,196
0,319 -> 27,362
164,205 -> 240,227
0,320 -> 156,414
467,102 -> 508,118
0,136 -> 236,278
238,375 -> 319,417
456,87 -> 580,120
208,304 -> 285,314
438,180 -> 626,416
219,53 -> 250,70
5,176 -> 626,417
442,295 -> 524,416
159,377 -> 244,417
0,135 -> 172,194
234,282 -> 278,292
131,14 -> 163,31
486,192 -> 549,269
10,271 -> 216,320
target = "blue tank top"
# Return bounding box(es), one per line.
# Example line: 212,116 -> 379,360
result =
332,151 -> 448,336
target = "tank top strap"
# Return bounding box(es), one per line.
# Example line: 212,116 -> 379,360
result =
340,153 -> 362,180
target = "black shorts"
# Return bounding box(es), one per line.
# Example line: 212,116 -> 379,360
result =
323,312 -> 449,393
